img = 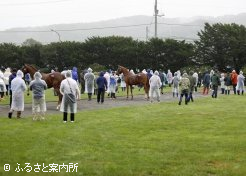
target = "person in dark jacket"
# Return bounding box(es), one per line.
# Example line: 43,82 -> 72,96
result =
224,72 -> 231,95
96,71 -> 107,104
202,71 -> 210,95
187,71 -> 196,102
211,70 -> 220,98
80,69 -> 87,94
9,68 -> 17,107
146,69 -> 152,80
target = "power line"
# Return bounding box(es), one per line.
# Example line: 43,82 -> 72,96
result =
158,22 -> 202,27
0,0 -> 73,6
0,22 -> 204,33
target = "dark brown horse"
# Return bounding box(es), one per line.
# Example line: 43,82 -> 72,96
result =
116,65 -> 149,100
22,64 -> 65,109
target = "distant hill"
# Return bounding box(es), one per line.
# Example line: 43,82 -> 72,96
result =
1,13 -> 246,44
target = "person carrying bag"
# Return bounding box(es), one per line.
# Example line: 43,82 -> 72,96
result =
60,70 -> 80,123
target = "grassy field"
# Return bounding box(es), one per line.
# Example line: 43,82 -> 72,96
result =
0,92 -> 246,175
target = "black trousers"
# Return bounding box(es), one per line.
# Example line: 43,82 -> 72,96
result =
63,112 -> 74,121
212,85 -> 218,98
97,88 -> 105,103
232,84 -> 237,94
9,90 -> 12,107
179,89 -> 189,104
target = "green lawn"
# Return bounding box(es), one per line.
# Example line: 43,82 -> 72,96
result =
0,93 -> 246,175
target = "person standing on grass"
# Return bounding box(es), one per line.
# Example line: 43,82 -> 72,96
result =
104,71 -> 110,95
197,72 -> 202,88
178,72 -> 190,105
236,71 -> 245,95
84,68 -> 95,101
0,71 -> 6,101
72,66 -> 79,83
8,70 -> 27,119
202,71 -> 210,95
8,68 -> 17,107
146,69 -> 152,80
231,70 -> 238,94
94,72 -> 99,96
60,70 -> 80,123
3,67 -> 11,96
211,70 -> 220,98
96,71 -> 107,104
159,71 -> 166,94
29,72 -> 48,120
120,73 -> 126,92
149,70 -> 162,102
109,72 -> 117,99
224,72 -> 231,95
187,71 -> 196,102
220,73 -> 225,94
80,69 -> 87,94
167,69 -> 173,87
24,72 -> 31,86
193,71 -> 199,92
172,72 -> 180,98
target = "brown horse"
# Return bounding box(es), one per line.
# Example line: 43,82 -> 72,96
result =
22,64 -> 65,109
116,65 -> 149,100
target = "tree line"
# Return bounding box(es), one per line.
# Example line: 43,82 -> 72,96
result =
0,23 -> 246,73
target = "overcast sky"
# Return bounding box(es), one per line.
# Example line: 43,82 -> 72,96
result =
0,0 -> 245,30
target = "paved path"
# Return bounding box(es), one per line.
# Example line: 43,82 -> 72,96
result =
0,92 -> 206,117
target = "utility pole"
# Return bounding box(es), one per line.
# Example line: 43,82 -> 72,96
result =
154,0 -> 158,38
146,26 -> 149,41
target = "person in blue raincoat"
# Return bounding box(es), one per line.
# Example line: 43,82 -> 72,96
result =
72,67 -> 78,82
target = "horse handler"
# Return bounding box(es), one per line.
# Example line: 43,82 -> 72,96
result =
60,70 -> 80,123
29,72 -> 48,120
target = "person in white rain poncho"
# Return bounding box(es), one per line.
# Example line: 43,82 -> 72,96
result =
167,69 -> 173,87
172,72 -> 180,98
104,71 -> 110,94
120,73 -> 126,92
29,72 -> 48,120
84,67 -> 95,101
3,67 -> 11,96
149,71 -> 162,102
192,71 -> 199,92
220,73 -> 225,94
8,70 -> 27,119
109,72 -> 117,99
236,71 -> 245,95
0,71 -> 6,100
60,70 -> 80,123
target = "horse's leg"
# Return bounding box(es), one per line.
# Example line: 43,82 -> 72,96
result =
55,88 -> 62,110
130,85 -> 133,100
126,84 -> 129,99
144,83 -> 150,100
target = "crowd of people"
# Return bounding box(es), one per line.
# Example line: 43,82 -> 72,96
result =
0,66 -> 245,122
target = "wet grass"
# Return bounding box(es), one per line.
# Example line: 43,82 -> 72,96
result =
0,93 -> 246,175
